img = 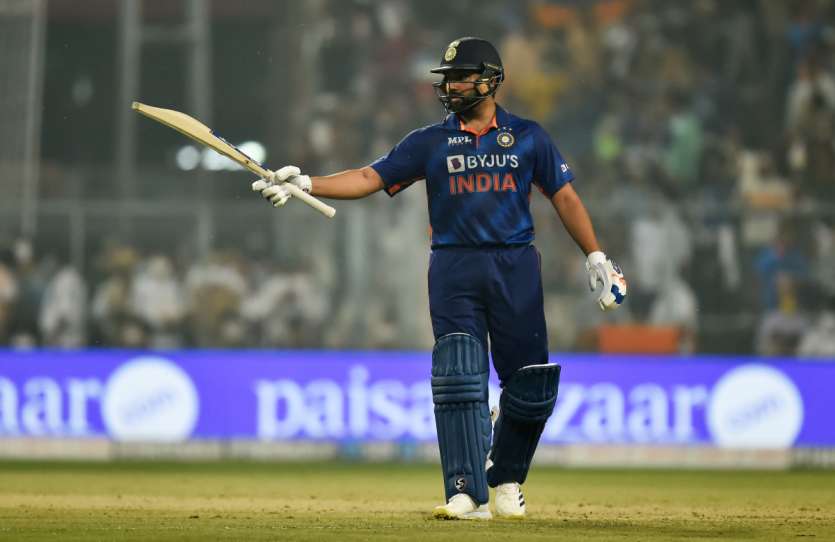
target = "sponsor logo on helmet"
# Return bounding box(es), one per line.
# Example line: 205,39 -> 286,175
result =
497,132 -> 515,148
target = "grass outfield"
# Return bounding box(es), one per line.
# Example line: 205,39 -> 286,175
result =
0,461 -> 833,541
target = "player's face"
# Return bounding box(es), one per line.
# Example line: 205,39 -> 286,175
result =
443,71 -> 482,107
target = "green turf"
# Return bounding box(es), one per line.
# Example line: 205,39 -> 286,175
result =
0,461 -> 833,541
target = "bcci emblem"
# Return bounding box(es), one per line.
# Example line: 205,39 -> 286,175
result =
455,477 -> 467,492
445,39 -> 460,62
497,132 -> 515,148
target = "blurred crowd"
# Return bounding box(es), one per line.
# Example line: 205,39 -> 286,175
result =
0,239 -> 330,350
4,0 -> 835,357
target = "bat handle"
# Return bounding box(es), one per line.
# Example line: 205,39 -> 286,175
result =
283,182 -> 336,218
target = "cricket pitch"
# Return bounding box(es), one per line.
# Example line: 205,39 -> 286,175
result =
1,461 -> 833,541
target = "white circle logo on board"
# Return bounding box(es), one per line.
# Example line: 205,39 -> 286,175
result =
707,364 -> 803,449
102,357 -> 199,442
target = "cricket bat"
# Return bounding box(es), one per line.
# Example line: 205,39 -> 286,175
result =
132,101 -> 336,218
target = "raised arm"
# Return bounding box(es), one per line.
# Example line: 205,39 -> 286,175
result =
309,166 -> 385,200
254,128 -> 426,206
252,165 -> 385,206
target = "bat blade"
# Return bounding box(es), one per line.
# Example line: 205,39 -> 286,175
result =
132,101 -> 270,178
132,101 -> 335,218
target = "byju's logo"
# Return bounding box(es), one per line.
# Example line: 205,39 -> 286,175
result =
447,154 -> 520,174
102,357 -> 199,442
707,364 -> 803,449
447,155 -> 466,173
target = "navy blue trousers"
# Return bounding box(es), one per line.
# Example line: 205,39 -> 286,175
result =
428,245 -> 549,385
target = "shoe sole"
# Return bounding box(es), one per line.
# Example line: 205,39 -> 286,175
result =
432,508 -> 492,521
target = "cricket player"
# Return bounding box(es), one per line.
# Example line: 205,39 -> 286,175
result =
253,37 -> 626,520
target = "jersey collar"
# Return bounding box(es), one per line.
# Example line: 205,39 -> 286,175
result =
445,104 -> 510,133
459,113 -> 497,136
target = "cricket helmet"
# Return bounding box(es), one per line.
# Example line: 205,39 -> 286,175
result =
431,37 -> 504,114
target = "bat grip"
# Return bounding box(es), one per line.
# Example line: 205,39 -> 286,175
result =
284,182 -> 336,218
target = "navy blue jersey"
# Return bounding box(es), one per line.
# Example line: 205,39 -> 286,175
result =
370,105 -> 574,247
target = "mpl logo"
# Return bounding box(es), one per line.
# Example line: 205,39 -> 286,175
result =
102,356 -> 200,442
447,154 -> 466,173
448,135 -> 472,147
707,364 -> 803,449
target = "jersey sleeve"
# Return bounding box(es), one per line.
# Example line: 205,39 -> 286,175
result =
531,123 -> 574,198
369,128 -> 429,197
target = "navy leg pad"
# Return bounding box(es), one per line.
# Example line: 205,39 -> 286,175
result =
432,333 -> 491,505
487,363 -> 560,487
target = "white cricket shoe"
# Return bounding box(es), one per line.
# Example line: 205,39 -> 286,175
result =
433,493 -> 492,520
495,482 -> 526,519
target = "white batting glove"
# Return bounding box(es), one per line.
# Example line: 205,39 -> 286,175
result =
250,165 -> 312,207
586,251 -> 627,311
